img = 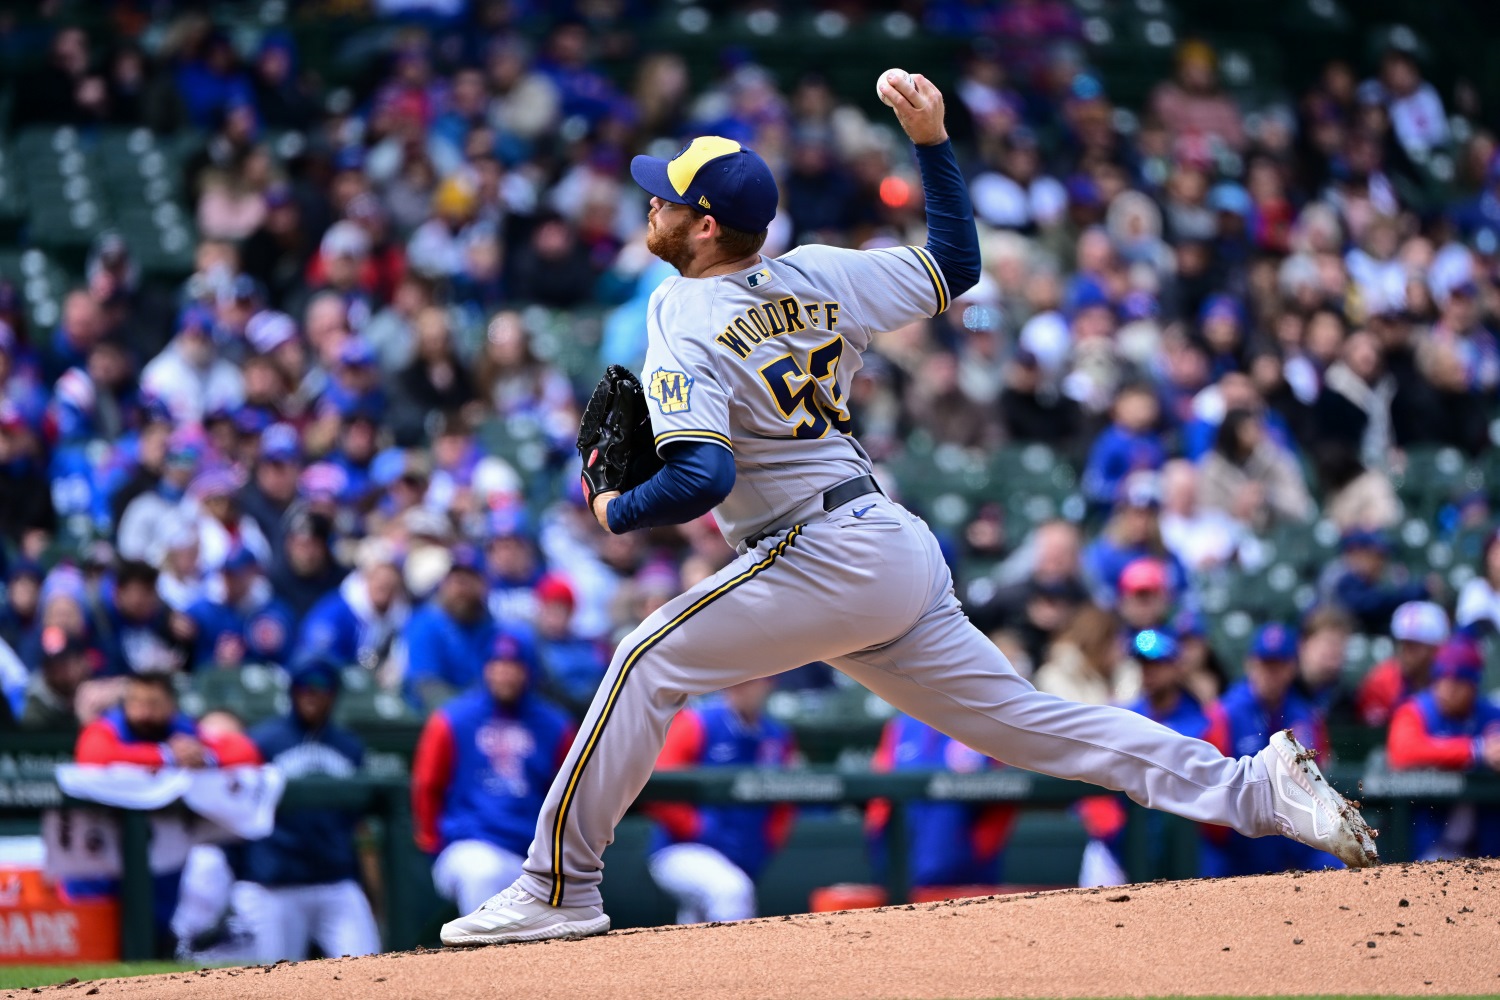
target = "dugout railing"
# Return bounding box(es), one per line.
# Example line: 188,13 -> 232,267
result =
0,739 -> 1492,960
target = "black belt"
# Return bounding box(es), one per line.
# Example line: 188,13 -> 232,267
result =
821,474 -> 882,511
747,475 -> 883,547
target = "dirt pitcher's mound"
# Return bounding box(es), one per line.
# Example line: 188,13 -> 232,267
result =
63,860 -> 1500,1000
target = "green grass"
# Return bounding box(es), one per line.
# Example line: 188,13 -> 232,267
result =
0,961 -> 209,989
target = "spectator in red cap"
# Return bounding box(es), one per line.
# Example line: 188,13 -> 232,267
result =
1116,558 -> 1172,631
533,573 -> 607,718
1387,638 -> 1500,858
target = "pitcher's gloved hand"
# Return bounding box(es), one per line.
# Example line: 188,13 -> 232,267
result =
576,365 -> 664,513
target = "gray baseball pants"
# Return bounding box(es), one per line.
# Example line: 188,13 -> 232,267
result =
517,496 -> 1277,909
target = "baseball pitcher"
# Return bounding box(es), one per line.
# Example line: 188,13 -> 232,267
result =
441,70 -> 1377,946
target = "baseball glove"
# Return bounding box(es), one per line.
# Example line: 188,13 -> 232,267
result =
576,365 -> 664,507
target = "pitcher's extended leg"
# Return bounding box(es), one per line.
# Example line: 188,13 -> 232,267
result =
833,552 -> 1377,868
834,599 -> 1277,836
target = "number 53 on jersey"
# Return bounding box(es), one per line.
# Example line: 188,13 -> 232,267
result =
758,337 -> 853,439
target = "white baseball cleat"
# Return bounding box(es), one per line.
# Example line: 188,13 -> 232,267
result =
441,885 -> 611,947
1260,729 -> 1379,868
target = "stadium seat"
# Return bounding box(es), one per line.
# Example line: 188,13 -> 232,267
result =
757,813 -> 878,917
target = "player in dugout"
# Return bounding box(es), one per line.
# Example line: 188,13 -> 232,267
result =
1120,628 -> 1226,879
73,671 -> 261,953
645,677 -> 794,923
234,656 -> 380,962
1202,624 -> 1337,876
1386,637 -> 1500,859
866,713 -> 1016,893
412,630 -> 574,916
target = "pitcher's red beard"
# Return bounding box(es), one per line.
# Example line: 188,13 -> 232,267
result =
646,210 -> 694,272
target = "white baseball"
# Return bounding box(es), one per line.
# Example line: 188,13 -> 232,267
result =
877,68 -> 912,107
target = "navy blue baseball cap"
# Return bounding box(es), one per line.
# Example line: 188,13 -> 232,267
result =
233,405 -> 274,436
222,545 -> 260,574
289,655 -> 343,693
631,136 -> 778,234
487,629 -> 537,673
140,393 -> 174,426
177,304 -> 216,337
448,543 -> 484,575
261,422 -> 301,462
1340,528 -> 1391,554
338,337 -> 376,368
1251,623 -> 1299,661
486,506 -> 532,541
1130,628 -> 1180,663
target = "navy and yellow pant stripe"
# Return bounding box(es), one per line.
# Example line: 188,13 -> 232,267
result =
548,524 -> 804,906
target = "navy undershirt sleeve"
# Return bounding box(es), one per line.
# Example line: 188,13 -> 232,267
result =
606,440 -> 736,533
914,140 -> 980,298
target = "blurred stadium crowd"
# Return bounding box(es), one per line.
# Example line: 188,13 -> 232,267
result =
4,0 -> 1500,962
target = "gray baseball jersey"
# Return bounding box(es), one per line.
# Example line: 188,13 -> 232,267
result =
514,244 -> 1284,911
640,244 -> 948,547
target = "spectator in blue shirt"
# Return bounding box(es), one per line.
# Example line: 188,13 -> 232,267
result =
174,32 -> 256,130
1197,294 -> 1247,381
1081,382 -> 1166,511
403,545 -> 498,709
1082,473 -> 1190,609
296,537 -> 410,679
484,507 -> 543,626
100,560 -> 191,676
186,546 -> 295,670
321,337 -> 388,421
1319,529 -> 1431,633
323,399 -> 381,506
